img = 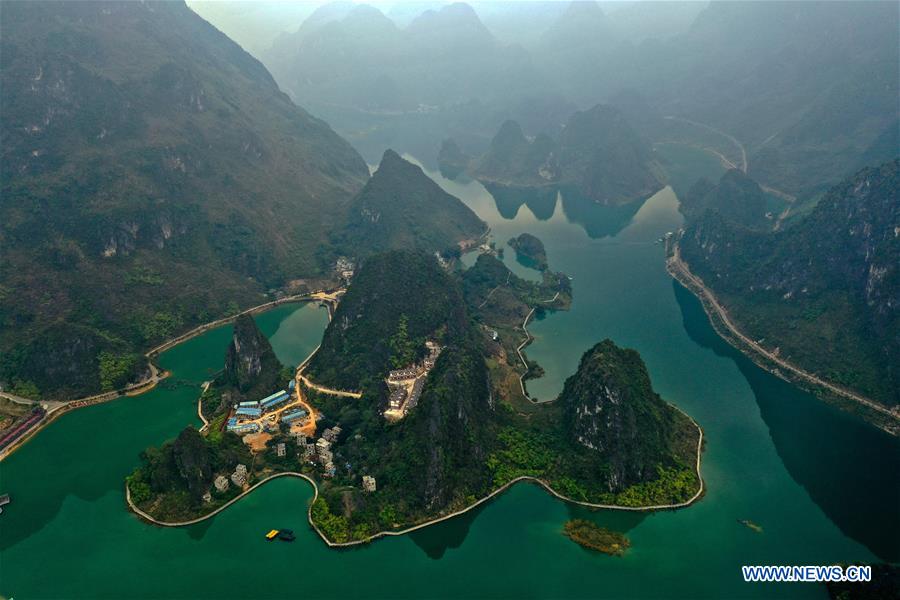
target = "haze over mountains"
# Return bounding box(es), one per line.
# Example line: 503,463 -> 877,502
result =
252,0 -> 897,200
1,0 -> 897,425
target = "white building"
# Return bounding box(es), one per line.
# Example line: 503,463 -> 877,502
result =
362,475 -> 377,493
231,463 -> 248,487
214,475 -> 229,493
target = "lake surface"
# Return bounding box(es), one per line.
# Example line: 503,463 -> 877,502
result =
1,145 -> 897,599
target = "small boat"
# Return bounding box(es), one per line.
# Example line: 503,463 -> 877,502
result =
737,519 -> 763,533
278,529 -> 296,542
265,529 -> 280,540
0,493 -> 9,515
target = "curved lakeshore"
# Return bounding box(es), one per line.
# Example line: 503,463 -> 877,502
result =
126,409 -> 703,548
0,290 -> 343,462
514,291 -> 560,403
667,241 -> 899,435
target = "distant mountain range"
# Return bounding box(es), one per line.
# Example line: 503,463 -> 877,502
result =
257,1 -> 897,199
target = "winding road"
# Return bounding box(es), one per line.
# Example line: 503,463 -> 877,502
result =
664,115 -> 748,173
668,243 -> 898,425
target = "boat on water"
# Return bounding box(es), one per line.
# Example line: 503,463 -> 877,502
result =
0,493 -> 9,514
278,529 -> 296,542
737,519 -> 763,533
264,528 -> 295,542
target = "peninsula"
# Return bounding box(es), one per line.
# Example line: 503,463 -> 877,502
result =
127,247 -> 703,545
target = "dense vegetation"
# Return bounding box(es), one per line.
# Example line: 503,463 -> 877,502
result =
680,160 -> 900,409
335,150 -> 485,261
131,312 -> 292,520
0,1 -> 369,400
559,339 -> 699,496
127,426 -> 252,521
680,169 -> 771,230
301,250 -> 699,542
563,520 -> 630,556
508,233 -> 548,271
123,247 -> 698,539
305,250 -> 465,392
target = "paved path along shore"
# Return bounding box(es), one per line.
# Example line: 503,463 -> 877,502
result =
127,408 -> 703,548
0,289 -> 344,462
668,243 -> 898,427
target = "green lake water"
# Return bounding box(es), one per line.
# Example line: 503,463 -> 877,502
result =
1,146 -> 898,599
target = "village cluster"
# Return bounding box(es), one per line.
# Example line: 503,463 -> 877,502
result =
212,336 -> 446,498
225,379 -> 309,435
384,340 -> 443,420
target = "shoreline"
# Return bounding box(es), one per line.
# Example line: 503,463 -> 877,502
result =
126,408 -> 703,547
667,241 -> 899,436
0,289 -> 342,462
514,291 -> 560,403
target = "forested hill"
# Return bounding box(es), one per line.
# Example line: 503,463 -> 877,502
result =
679,160 -> 900,408
336,150 -> 486,260
680,169 -> 770,230
471,104 -> 664,205
300,250 -> 700,542
0,1 -> 369,399
305,250 -> 467,392
560,340 -> 694,493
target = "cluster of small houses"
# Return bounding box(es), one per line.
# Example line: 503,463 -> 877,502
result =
385,341 -> 442,416
226,381 -> 307,435
296,426 -> 342,478
204,426 -> 378,501
207,463 -> 249,501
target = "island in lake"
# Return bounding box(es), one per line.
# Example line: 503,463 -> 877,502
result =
128,242 -> 703,546
563,520 -> 631,556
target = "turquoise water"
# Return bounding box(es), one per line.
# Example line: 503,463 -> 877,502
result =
1,147 -> 897,599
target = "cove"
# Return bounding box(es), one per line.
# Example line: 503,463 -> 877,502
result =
1,145 -> 897,599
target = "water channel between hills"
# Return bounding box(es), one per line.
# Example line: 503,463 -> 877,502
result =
0,144 -> 897,599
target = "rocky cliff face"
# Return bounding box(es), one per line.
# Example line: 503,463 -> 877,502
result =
404,337 -> 493,510
681,159 -> 900,407
560,340 -> 682,492
222,314 -> 282,399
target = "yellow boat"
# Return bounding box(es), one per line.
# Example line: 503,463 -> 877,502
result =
265,529 -> 280,540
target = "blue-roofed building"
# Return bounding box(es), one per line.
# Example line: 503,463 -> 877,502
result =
236,406 -> 262,418
281,409 -> 308,423
288,379 -> 296,391
259,390 -> 290,411
226,422 -> 259,434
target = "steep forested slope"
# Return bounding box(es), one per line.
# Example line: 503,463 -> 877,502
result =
680,160 -> 900,407
680,169 -> 770,230
301,250 -> 700,542
335,150 -> 486,260
0,1 -> 369,399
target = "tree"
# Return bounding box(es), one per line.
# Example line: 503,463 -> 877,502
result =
173,427 -> 213,498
